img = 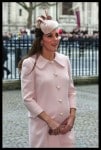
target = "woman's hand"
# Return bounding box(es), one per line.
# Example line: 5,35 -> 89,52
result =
49,115 -> 75,135
59,115 -> 75,134
59,108 -> 76,134
38,111 -> 60,135
47,119 -> 60,135
48,108 -> 76,135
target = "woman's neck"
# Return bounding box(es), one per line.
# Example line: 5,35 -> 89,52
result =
41,51 -> 55,61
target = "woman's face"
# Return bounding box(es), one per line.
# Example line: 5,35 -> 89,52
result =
41,29 -> 61,53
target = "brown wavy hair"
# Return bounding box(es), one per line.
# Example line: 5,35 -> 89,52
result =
17,28 -> 44,73
18,15 -> 52,73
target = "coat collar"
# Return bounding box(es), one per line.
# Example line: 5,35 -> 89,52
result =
35,52 -> 65,69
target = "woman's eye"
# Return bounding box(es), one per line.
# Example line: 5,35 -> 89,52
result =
47,34 -> 52,37
46,33 -> 59,38
56,33 -> 59,37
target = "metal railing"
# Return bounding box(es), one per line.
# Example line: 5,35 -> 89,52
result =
3,36 -> 99,80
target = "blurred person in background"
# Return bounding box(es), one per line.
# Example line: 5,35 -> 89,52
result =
2,46 -> 11,78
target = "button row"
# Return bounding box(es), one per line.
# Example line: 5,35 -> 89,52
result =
53,72 -> 63,116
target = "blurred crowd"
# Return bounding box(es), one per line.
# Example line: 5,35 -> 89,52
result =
59,28 -> 99,42
3,28 -> 99,42
3,28 -> 35,41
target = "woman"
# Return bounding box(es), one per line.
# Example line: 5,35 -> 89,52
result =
18,11 -> 76,148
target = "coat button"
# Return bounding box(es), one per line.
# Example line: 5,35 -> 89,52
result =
56,85 -> 60,89
59,112 -> 63,116
53,73 -> 58,77
58,99 -> 62,102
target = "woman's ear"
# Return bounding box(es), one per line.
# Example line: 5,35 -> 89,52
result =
40,40 -> 43,46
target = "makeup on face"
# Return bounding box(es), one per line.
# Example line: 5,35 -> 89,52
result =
43,29 -> 61,41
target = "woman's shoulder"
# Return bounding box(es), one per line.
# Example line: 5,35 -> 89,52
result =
23,55 -> 36,65
56,52 -> 69,60
55,52 -> 70,67
21,55 -> 36,74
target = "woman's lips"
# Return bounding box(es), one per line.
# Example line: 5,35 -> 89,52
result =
51,43 -> 58,47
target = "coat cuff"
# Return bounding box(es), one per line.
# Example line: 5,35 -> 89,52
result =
24,100 -> 44,118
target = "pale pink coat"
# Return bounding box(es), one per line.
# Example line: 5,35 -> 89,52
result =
21,52 -> 76,148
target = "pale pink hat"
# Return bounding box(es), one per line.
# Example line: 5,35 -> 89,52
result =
36,16 -> 59,34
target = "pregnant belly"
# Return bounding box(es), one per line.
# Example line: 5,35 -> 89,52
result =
44,104 -> 70,124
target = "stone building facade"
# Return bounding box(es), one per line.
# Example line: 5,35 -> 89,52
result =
2,2 -> 98,34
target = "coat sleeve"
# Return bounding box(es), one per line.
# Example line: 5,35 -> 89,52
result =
67,56 -> 76,109
21,58 -> 43,118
